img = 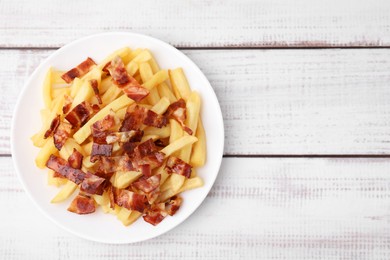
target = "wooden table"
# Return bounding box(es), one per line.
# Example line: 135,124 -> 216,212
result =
2,1 -> 390,259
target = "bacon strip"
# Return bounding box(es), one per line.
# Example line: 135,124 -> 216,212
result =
107,57 -> 149,102
53,121 -> 72,150
46,155 -> 86,184
91,110 -> 117,143
68,194 -> 96,214
65,101 -> 99,128
120,104 -> 168,131
97,156 -> 135,174
165,156 -> 192,178
62,95 -> 73,114
105,130 -> 142,144
61,57 -> 96,83
44,115 -> 60,139
165,99 -> 192,135
165,196 -> 182,216
133,139 -> 165,168
80,172 -> 106,195
143,203 -> 168,226
133,174 -> 161,193
115,189 -> 148,213
90,79 -> 102,104
68,148 -> 83,169
90,143 -> 113,162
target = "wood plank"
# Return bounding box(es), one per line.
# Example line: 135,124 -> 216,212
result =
3,49 -> 390,155
2,157 -> 390,258
1,0 -> 390,48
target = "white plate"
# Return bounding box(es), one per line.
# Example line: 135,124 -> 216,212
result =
11,32 -> 224,244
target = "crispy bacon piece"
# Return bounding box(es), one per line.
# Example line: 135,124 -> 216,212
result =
61,57 -> 96,83
80,172 -> 106,195
68,148 -> 83,169
68,194 -> 96,214
97,156 -> 134,174
115,189 -> 148,213
90,79 -> 102,104
62,95 -> 73,114
46,155 -> 86,184
143,110 -> 168,128
120,104 -> 147,131
133,139 -> 165,168
139,164 -> 152,178
143,203 -> 167,226
133,174 -> 161,193
91,110 -> 117,143
90,143 -> 113,162
107,57 -> 149,102
165,196 -> 182,216
120,104 -> 168,131
165,99 -> 193,135
108,185 -> 116,209
165,156 -> 192,178
105,130 -> 142,144
53,121 -> 72,150
65,101 -> 99,128
44,115 -> 60,139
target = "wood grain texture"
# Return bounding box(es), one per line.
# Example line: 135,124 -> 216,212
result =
1,0 -> 390,48
2,157 -> 390,259
3,49 -> 390,155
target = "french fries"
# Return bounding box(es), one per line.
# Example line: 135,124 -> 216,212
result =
32,46 -> 207,227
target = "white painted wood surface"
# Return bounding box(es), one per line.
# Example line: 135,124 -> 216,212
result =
3,0 -> 390,258
2,49 -> 390,155
1,0 -> 390,48
2,157 -> 390,259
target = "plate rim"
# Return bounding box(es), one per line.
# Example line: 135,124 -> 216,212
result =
11,31 -> 224,244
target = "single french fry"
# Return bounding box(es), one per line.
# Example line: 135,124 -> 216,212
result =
159,176 -> 204,202
161,173 -> 185,192
47,170 -> 67,187
123,211 -> 142,226
31,109 -> 51,147
50,181 -> 78,203
71,68 -> 101,109
190,119 -> 207,167
169,68 -> 191,100
115,106 -> 127,120
117,207 -> 133,225
154,163 -> 170,185
169,119 -> 183,144
144,125 -> 171,139
127,48 -> 143,63
69,78 -> 83,98
142,70 -> 168,91
150,97 -> 170,114
131,50 -> 152,63
125,61 -> 139,76
81,141 -> 93,155
100,77 -> 113,94
190,169 -> 197,178
140,134 -> 159,143
158,83 -> 177,103
43,68 -> 52,108
35,137 -> 57,168
94,47 -> 131,71
51,87 -> 70,100
73,95 -> 133,144
179,91 -> 201,162
51,70 -> 66,84
160,135 -> 197,157
101,85 -> 122,106
140,62 -> 160,105
110,171 -> 142,189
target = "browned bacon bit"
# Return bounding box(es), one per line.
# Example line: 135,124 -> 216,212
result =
106,130 -> 140,144
44,115 -> 60,139
134,139 -> 165,168
90,143 -> 113,162
120,104 -> 147,131
143,203 -> 168,226
68,194 -> 96,214
53,171 -> 65,178
61,57 -> 96,83
165,196 -> 182,216
108,185 -> 116,209
143,110 -> 168,128
97,156 -> 134,174
65,101 -> 99,128
107,56 -> 149,102
165,156 -> 192,178
133,174 -> 161,193
53,121 -> 72,150
62,94 -> 73,114
139,164 -> 152,178
115,189 -> 148,213
46,155 -> 86,184
90,79 -> 102,104
68,148 -> 83,169
80,172 -> 106,195
91,110 -> 117,143
165,99 -> 193,135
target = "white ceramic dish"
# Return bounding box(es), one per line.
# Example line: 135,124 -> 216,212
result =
11,32 -> 224,244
